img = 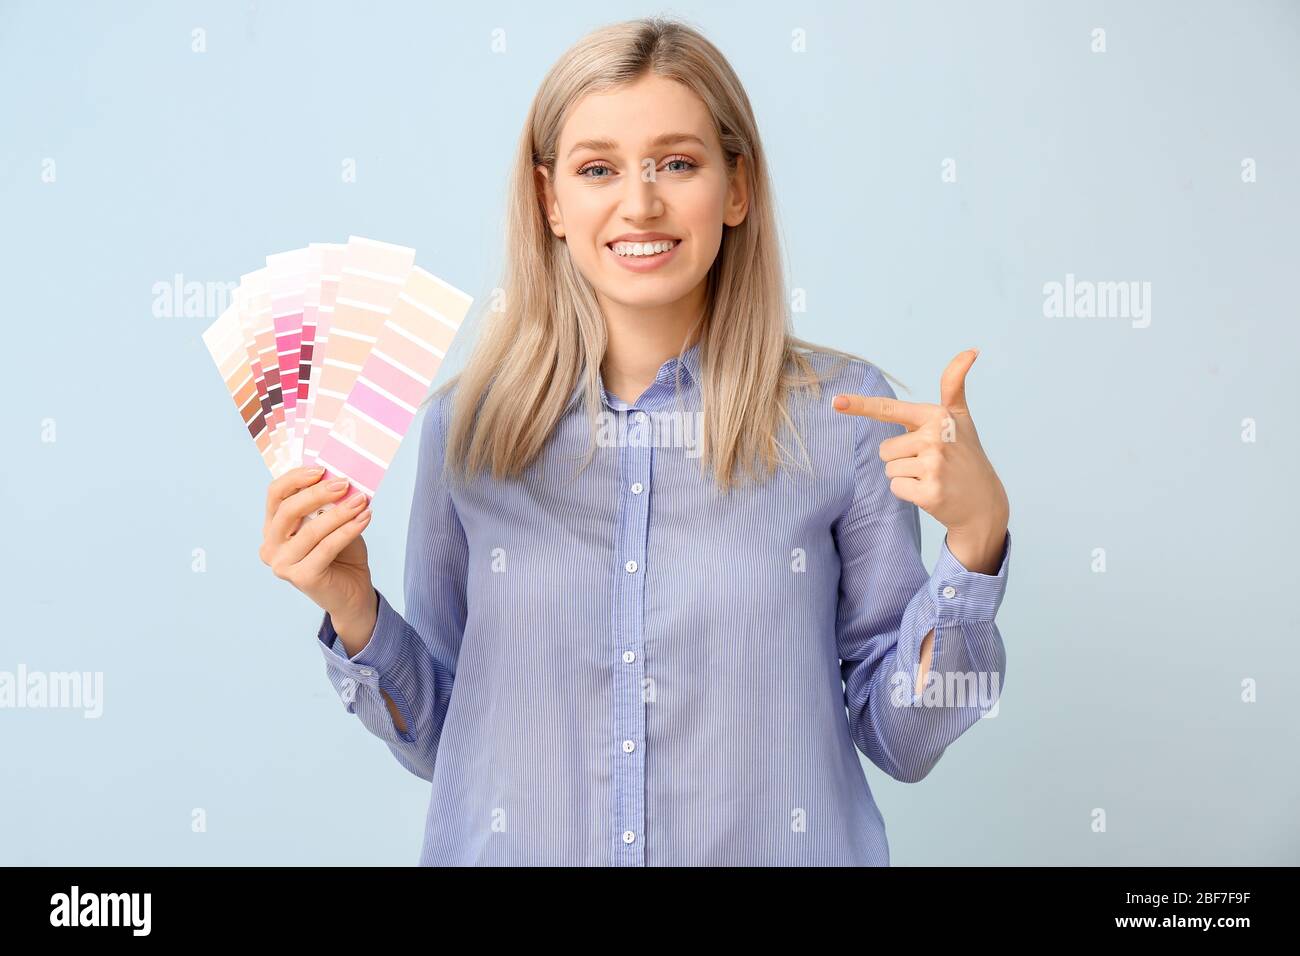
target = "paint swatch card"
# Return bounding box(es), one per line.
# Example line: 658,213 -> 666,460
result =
234,271 -> 277,464
302,236 -> 416,465
203,302 -> 274,471
292,242 -> 346,468
202,237 -> 471,503
311,265 -> 473,509
268,247 -> 310,442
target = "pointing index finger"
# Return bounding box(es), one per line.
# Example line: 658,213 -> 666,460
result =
832,393 -> 932,430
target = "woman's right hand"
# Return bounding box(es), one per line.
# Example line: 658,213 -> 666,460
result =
260,466 -> 376,639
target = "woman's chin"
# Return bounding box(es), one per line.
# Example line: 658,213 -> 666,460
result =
597,282 -> 693,309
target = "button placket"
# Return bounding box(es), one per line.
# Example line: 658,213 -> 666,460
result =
612,404 -> 651,865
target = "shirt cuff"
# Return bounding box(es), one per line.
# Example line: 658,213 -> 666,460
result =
897,529 -> 1010,705
316,587 -> 408,680
930,529 -> 1011,623
315,588 -> 418,742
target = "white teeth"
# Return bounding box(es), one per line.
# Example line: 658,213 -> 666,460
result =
610,239 -> 678,257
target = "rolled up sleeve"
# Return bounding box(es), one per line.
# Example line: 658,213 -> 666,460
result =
835,361 -> 1011,784
314,388 -> 467,781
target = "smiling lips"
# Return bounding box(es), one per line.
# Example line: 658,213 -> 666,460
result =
609,238 -> 679,257
605,236 -> 681,272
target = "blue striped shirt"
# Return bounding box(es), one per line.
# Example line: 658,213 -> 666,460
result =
315,342 -> 1011,865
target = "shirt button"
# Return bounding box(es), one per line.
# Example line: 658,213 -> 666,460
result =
622,830 -> 636,844
358,667 -> 374,677
625,560 -> 638,573
634,411 -> 648,424
941,585 -> 957,599
622,650 -> 636,663
630,482 -> 643,494
622,739 -> 636,753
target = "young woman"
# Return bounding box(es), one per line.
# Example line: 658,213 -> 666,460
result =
259,16 -> 1011,866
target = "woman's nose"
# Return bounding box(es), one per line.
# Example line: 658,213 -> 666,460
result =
619,172 -> 664,218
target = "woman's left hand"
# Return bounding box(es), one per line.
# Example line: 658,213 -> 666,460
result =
832,349 -> 1009,573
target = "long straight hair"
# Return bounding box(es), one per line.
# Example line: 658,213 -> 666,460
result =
433,15 -> 902,494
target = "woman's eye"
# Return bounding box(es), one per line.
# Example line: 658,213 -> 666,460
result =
577,157 -> 697,179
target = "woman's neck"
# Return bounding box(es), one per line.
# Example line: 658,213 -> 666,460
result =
597,287 -> 705,406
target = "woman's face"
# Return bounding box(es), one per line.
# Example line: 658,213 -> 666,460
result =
538,73 -> 748,312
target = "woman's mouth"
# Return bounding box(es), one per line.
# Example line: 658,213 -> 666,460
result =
605,238 -> 681,273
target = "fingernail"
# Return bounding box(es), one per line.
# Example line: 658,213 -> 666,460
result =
347,492 -> 368,506
328,479 -> 349,491
306,466 -> 324,475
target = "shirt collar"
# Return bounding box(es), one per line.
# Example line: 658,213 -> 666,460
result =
569,340 -> 702,411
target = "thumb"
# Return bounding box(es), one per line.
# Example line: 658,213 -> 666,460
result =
940,348 -> 978,414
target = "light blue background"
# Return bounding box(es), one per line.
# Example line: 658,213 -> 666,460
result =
2,0 -> 1296,865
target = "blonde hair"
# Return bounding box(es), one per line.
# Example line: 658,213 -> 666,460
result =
433,15 -> 901,494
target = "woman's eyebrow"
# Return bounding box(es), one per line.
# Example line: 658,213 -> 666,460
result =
566,132 -> 708,158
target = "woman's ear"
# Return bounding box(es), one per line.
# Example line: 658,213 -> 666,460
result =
723,154 -> 749,228
535,165 -> 566,239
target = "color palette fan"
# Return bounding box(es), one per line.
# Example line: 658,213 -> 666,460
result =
202,235 -> 472,508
